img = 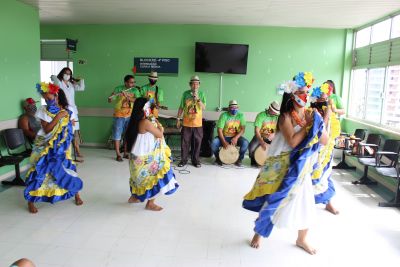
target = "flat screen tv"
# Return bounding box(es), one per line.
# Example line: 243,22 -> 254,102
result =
195,42 -> 249,74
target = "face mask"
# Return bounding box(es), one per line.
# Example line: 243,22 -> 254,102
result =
144,108 -> 151,117
230,109 -> 238,115
26,105 -> 37,114
293,94 -> 308,107
45,98 -> 56,106
149,79 -> 157,85
63,74 -> 71,81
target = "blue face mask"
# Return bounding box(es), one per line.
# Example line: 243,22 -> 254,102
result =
149,79 -> 157,85
45,98 -> 56,106
230,109 -> 238,115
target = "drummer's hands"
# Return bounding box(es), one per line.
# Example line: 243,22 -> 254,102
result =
231,136 -> 239,146
222,140 -> 229,149
261,141 -> 268,151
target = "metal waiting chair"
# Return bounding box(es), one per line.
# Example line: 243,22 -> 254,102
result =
0,128 -> 31,186
333,128 -> 367,169
352,139 -> 400,186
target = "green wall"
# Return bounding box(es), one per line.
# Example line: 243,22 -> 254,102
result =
0,0 -> 40,121
40,24 -> 348,143
0,0 -> 40,176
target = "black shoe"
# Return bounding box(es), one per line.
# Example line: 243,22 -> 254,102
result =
215,158 -> 223,166
235,159 -> 243,167
177,161 -> 187,167
193,162 -> 202,168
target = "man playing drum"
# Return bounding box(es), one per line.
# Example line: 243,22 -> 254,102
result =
211,100 -> 249,167
248,101 -> 280,167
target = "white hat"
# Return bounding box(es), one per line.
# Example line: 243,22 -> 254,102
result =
190,75 -> 200,82
229,100 -> 238,106
268,101 -> 280,114
148,71 -> 158,80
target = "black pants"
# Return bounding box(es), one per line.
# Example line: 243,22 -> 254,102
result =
181,126 -> 203,164
248,136 -> 271,164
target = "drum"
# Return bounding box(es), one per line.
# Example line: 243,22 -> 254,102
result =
254,145 -> 269,166
219,145 -> 239,164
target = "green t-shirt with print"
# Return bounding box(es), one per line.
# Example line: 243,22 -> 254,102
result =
217,111 -> 246,137
140,83 -> 164,104
330,94 -> 344,109
112,85 -> 141,117
179,90 -> 206,127
254,112 -> 278,138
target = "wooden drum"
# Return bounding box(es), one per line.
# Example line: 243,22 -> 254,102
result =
219,145 -> 239,164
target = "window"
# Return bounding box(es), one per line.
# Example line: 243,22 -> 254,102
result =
350,14 -> 400,131
40,61 -> 73,82
391,15 -> 400,39
349,69 -> 367,119
382,66 -> 400,128
39,61 -> 73,105
371,19 -> 391,44
365,68 -> 385,122
355,27 -> 371,48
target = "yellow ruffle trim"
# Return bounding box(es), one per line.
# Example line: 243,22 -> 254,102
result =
26,110 -> 73,177
129,143 -> 173,196
29,174 -> 68,197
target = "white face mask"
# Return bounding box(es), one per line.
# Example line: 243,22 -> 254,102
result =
63,74 -> 71,81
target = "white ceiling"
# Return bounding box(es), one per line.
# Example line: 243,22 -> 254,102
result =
19,0 -> 400,29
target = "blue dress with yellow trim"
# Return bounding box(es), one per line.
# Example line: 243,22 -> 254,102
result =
243,112 -> 324,237
24,105 -> 83,203
312,112 -> 341,204
129,132 -> 178,201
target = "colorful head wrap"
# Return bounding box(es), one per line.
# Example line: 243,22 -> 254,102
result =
36,82 -> 59,95
278,72 -> 315,94
310,82 -> 333,103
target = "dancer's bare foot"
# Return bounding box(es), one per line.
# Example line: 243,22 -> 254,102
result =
145,201 -> 163,211
325,202 -> 339,215
128,196 -> 140,203
250,233 -> 261,249
75,194 -> 83,206
296,239 -> 317,255
28,202 -> 38,214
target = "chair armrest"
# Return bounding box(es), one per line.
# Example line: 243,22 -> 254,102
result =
359,143 -> 378,147
376,151 -> 397,155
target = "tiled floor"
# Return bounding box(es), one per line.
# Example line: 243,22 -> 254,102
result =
0,148 -> 399,267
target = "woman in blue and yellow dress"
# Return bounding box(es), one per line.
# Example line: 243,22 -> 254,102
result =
310,83 -> 341,214
25,82 -> 83,213
125,97 -> 178,211
242,72 -> 328,254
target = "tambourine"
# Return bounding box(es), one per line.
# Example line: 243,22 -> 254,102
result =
219,145 -> 239,164
254,145 -> 269,166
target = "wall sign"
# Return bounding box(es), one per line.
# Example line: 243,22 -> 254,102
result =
134,57 -> 179,74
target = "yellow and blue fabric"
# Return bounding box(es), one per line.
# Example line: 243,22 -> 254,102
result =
129,139 -> 178,201
24,105 -> 83,203
242,112 -> 324,237
312,112 -> 340,204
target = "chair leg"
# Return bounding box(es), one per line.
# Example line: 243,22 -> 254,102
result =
1,164 -> 25,186
352,166 -> 378,185
379,177 -> 400,207
333,150 -> 356,170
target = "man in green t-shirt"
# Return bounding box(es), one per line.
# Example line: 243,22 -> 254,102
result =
211,100 -> 249,166
248,101 -> 280,167
108,75 -> 141,162
176,75 -> 206,168
139,71 -> 164,118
